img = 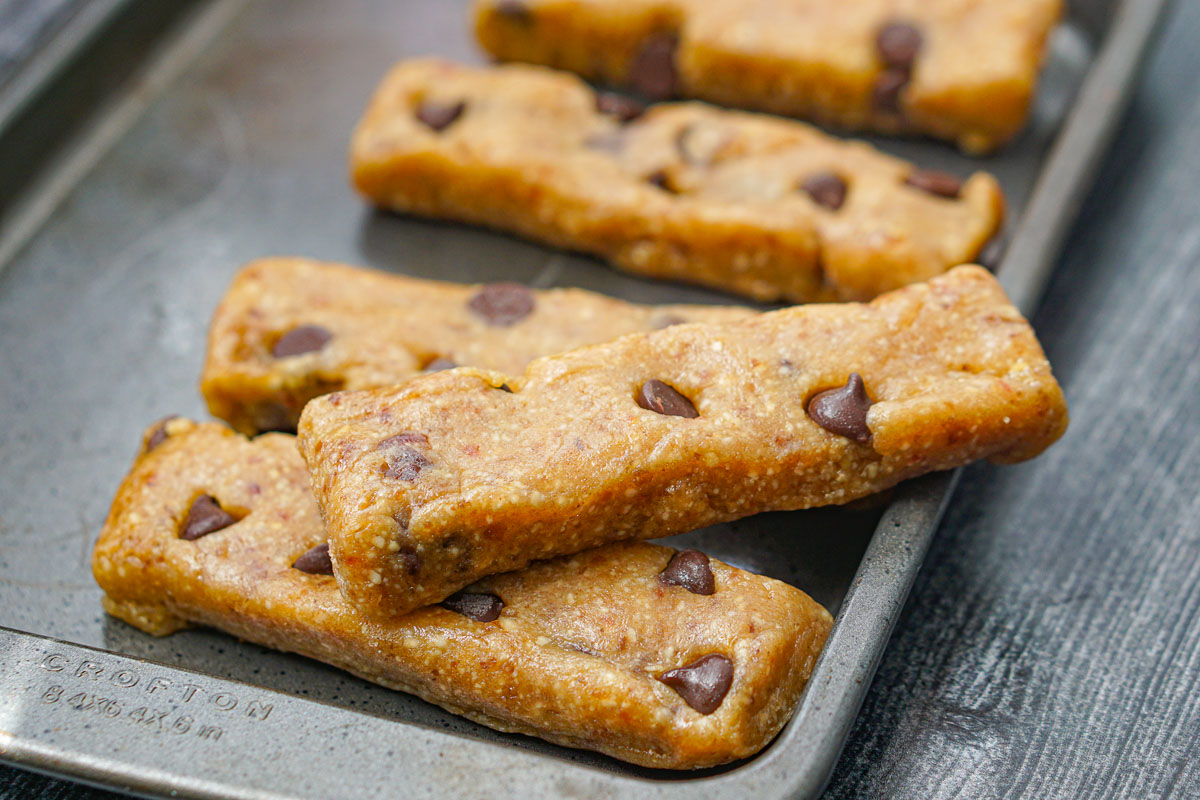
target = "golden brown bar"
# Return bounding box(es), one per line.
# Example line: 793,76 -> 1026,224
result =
474,0 -> 1063,153
299,266 -> 1068,619
93,420 -> 832,769
351,59 -> 1004,303
201,257 -> 755,434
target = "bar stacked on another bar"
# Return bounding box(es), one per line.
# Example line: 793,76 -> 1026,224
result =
93,420 -> 833,769
298,266 -> 1067,619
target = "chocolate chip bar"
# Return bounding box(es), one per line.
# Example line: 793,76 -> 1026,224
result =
202,257 -> 755,435
351,59 -> 1004,303
474,0 -> 1063,153
92,419 -> 832,769
299,266 -> 1068,619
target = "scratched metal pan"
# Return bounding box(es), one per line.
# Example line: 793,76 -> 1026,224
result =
0,0 -> 1169,797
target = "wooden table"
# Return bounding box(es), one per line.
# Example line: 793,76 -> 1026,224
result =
2,1 -> 1198,797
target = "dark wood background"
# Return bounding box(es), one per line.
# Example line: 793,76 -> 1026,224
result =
2,0 -> 1198,797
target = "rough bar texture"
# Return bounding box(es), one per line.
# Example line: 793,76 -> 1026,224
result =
92,420 -> 832,769
473,0 -> 1063,153
351,59 -> 1004,303
201,257 -> 755,435
299,267 -> 1067,619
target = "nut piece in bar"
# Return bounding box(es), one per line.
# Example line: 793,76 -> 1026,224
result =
92,421 -> 833,770
472,0 -> 1063,153
201,257 -> 755,435
350,59 -> 1005,304
298,266 -> 1068,619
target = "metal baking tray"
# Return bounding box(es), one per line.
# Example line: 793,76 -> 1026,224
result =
0,0 -> 1170,797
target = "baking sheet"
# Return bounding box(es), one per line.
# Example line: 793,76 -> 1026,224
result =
0,0 -> 1169,797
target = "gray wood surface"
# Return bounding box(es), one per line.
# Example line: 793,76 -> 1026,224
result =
2,1 -> 1198,798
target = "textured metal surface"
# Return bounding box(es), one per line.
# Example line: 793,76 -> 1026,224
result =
0,0 -> 1168,797
0,0 -> 132,136
0,0 -> 83,87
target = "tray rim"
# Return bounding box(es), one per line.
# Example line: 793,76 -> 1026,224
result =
0,0 -> 135,138
0,0 -> 1173,797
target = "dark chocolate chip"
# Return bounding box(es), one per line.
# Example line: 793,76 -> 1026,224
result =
179,495 -> 237,541
292,543 -> 333,575
978,235 -> 1007,272
145,415 -> 180,452
637,380 -> 698,418
872,69 -> 909,115
441,592 -> 504,622
396,548 -> 422,575
800,172 -> 848,211
659,654 -> 734,714
379,430 -> 430,448
645,169 -> 678,193
660,549 -> 715,595
424,357 -> 459,372
628,33 -> 679,100
498,383 -> 514,393
416,100 -> 466,132
905,169 -> 963,199
383,446 -> 430,481
494,0 -> 533,24
876,21 -> 923,71
467,282 -> 536,326
807,373 -> 873,444
272,325 -> 332,358
596,91 -> 645,123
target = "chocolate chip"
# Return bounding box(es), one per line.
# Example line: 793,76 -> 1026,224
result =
441,592 -> 504,622
292,543 -> 333,575
179,495 -> 237,541
380,432 -> 431,480
383,446 -> 430,481
396,548 -> 422,575
272,325 -> 332,358
498,383 -> 514,393
660,549 -> 715,595
801,172 -> 848,211
659,654 -> 734,714
876,21 -> 923,71
872,69 -> 909,115
637,380 -> 698,418
905,169 -> 962,199
467,282 -> 536,326
416,100 -> 466,132
808,373 -> 873,444
596,91 -> 645,122
145,415 -> 180,452
494,0 -> 533,24
645,170 -> 679,193
424,357 -> 458,372
628,33 -> 679,100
